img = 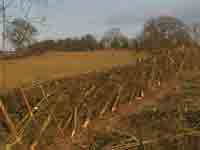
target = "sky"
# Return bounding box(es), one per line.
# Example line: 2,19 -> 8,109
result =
3,0 -> 200,40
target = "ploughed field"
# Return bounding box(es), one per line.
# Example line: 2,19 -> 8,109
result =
0,50 -> 145,88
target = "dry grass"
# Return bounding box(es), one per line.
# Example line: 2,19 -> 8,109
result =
0,50 -> 146,88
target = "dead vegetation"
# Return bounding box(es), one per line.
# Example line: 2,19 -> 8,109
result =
0,50 -> 144,88
1,48 -> 200,149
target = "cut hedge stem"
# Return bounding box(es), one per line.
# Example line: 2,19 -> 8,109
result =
20,88 -> 34,119
0,99 -> 21,144
71,106 -> 78,138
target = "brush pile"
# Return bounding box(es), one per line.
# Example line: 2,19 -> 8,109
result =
1,48 -> 200,149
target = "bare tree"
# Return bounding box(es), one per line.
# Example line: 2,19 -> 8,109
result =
6,18 -> 38,49
189,23 -> 200,46
0,0 -> 46,88
101,28 -> 129,49
0,0 -> 47,51
81,34 -> 98,50
138,16 -> 193,49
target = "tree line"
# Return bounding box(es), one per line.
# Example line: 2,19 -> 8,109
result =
6,16 -> 200,53
27,29 -> 132,52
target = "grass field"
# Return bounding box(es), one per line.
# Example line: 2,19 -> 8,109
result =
0,50 -> 146,88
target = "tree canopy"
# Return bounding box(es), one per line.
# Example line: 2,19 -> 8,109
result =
6,18 -> 38,49
138,16 -> 194,49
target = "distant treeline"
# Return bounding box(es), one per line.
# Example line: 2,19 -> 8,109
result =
6,15 -> 200,55
26,16 -> 200,53
26,34 -> 135,52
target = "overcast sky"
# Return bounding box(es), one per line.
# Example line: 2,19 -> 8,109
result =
4,0 -> 200,40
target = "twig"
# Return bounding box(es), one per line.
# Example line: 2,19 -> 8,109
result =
30,113 -> 52,150
112,129 -> 200,150
39,84 -> 69,142
84,85 -> 96,98
111,128 -> 139,143
62,112 -> 73,130
99,100 -> 112,118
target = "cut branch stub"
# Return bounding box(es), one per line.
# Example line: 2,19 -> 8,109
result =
0,99 -> 21,143
20,88 -> 34,118
112,84 -> 124,112
71,106 -> 78,138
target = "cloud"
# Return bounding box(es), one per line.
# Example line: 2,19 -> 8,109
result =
105,0 -> 200,27
105,9 -> 177,28
105,11 -> 146,26
175,5 -> 200,23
